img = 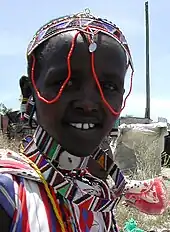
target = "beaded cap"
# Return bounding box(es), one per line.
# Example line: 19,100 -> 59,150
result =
27,9 -> 134,70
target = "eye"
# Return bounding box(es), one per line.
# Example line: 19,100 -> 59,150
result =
55,81 -> 63,86
46,80 -> 64,88
65,78 -> 80,90
67,80 -> 73,87
56,80 -> 73,87
49,79 -> 75,90
100,82 -> 118,92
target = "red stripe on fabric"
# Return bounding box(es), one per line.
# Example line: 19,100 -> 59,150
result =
0,160 -> 32,170
19,182 -> 30,232
39,184 -> 52,232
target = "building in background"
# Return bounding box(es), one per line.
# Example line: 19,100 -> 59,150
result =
120,116 -> 152,125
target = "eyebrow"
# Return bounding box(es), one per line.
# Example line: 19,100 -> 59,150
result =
43,66 -> 68,84
101,72 -> 124,85
44,66 -> 124,88
46,66 -> 68,77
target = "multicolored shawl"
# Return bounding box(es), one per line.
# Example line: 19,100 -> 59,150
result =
0,126 -> 126,231
0,127 -> 169,231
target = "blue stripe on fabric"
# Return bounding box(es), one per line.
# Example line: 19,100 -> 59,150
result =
10,210 -> 23,232
14,208 -> 23,232
0,174 -> 15,218
13,177 -> 25,232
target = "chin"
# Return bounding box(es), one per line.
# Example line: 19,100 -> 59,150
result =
51,126 -> 104,157
60,140 -> 99,157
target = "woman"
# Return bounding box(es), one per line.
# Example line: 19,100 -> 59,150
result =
0,10 -> 168,231
19,75 -> 32,120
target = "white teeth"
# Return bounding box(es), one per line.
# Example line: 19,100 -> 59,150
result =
70,123 -> 95,130
89,123 -> 95,128
70,123 -> 82,129
75,123 -> 82,129
83,123 -> 89,129
70,123 -> 76,127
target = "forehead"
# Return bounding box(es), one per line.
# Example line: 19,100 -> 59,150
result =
40,31 -> 127,73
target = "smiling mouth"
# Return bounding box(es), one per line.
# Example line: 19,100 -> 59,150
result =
69,123 -> 99,130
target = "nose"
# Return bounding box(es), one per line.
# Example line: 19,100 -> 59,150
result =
73,83 -> 100,113
73,99 -> 99,114
72,74 -> 101,114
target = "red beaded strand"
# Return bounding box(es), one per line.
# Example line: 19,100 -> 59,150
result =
31,27 -> 134,116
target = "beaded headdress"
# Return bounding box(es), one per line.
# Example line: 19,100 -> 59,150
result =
27,9 -> 134,116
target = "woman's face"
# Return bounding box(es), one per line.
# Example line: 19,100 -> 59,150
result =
33,31 -> 127,157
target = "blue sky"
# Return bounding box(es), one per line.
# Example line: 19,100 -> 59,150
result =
0,0 -> 170,121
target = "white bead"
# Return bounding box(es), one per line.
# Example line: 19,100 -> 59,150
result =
58,151 -> 81,170
89,42 -> 97,52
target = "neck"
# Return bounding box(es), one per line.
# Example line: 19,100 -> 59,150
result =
26,125 -> 89,170
24,125 -> 116,177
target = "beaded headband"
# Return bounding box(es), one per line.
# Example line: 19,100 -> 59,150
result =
27,9 -> 133,69
27,9 -> 134,116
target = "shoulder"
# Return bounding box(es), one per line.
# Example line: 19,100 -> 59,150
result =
0,149 -> 44,222
0,148 -> 27,164
0,172 -> 16,218
0,149 -> 40,182
0,148 -> 25,164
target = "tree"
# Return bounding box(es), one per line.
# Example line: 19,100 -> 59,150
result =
0,103 -> 12,115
